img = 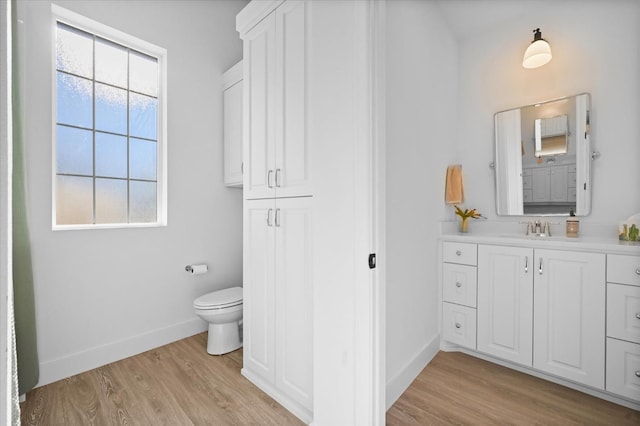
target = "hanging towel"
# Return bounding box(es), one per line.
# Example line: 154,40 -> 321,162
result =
445,164 -> 464,204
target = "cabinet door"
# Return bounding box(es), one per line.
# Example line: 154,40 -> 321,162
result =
549,165 -> 568,202
477,245 -> 533,367
223,74 -> 243,187
531,167 -> 550,202
244,13 -> 276,199
243,199 -> 276,383
274,0 -> 311,197
533,250 -> 605,389
275,197 -> 313,410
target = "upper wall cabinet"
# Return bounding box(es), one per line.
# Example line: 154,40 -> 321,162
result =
223,61 -> 243,187
242,0 -> 310,199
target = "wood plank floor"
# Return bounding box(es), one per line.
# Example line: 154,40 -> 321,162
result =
20,333 -> 303,425
21,334 -> 639,425
387,351 -> 640,426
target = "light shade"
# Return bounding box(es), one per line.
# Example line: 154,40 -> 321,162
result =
522,28 -> 552,69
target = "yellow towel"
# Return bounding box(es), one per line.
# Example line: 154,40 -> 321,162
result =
445,164 -> 464,205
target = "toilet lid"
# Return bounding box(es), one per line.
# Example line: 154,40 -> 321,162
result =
194,286 -> 243,309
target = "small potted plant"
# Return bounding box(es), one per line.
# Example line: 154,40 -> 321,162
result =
454,206 -> 485,233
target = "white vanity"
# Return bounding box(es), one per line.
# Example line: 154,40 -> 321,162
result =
439,232 -> 640,410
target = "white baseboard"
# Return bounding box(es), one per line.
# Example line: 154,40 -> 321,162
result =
385,334 -> 440,410
241,368 -> 313,424
37,318 -> 207,388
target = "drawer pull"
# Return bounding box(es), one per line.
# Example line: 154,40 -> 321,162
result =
455,282 -> 462,288
456,250 -> 462,256
455,322 -> 461,329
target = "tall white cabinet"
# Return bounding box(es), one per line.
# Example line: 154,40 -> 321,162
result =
238,1 -> 384,423
239,0 -> 313,422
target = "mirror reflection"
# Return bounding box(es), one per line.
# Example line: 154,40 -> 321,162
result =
494,93 -> 591,216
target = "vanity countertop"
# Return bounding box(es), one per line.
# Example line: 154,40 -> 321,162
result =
439,221 -> 640,256
440,233 -> 640,256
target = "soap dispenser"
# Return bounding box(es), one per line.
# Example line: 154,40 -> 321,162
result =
566,208 -> 579,238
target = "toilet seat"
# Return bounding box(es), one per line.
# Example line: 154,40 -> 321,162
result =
194,286 -> 243,310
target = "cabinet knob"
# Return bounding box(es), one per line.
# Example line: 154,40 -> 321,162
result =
636,371 -> 640,378
636,267 -> 640,275
636,313 -> 640,320
455,323 -> 461,329
456,250 -> 462,256
455,282 -> 462,288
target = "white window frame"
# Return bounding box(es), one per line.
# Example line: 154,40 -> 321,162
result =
51,5 -> 168,230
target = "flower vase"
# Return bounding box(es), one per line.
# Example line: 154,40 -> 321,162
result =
460,217 -> 469,233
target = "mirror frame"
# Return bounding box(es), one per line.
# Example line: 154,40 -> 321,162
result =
493,93 -> 592,217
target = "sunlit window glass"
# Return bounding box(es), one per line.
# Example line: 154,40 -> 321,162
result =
55,21 -> 160,226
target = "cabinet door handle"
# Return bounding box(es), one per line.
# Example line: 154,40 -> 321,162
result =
455,282 -> 462,288
267,209 -> 273,227
275,168 -> 281,187
524,256 -> 529,273
456,250 -> 462,256
241,162 -> 244,175
275,208 -> 281,227
267,170 -> 274,188
455,323 -> 461,329
539,258 -> 543,275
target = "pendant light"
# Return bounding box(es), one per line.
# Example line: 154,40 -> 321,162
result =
522,28 -> 552,69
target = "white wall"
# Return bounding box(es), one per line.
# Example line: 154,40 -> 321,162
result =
455,0 -> 640,224
18,0 -> 248,387
385,0 -> 458,408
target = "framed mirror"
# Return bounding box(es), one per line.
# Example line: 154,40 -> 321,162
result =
494,93 -> 592,216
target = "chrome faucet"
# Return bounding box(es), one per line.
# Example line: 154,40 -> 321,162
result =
533,220 -> 542,234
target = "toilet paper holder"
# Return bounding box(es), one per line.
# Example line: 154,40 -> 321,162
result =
185,264 -> 208,275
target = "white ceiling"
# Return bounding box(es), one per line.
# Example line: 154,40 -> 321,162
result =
434,0 -> 544,40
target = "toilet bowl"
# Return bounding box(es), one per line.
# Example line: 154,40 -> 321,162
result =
193,286 -> 243,355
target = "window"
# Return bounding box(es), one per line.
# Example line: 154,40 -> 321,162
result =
53,6 -> 167,229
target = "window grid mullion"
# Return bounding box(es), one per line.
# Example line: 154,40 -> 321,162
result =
92,33 -> 97,225
127,47 -> 131,223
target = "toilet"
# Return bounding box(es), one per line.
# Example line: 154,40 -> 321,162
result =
193,286 -> 243,355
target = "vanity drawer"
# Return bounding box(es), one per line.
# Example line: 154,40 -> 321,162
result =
443,263 -> 477,308
608,254 -> 640,287
443,242 -> 477,266
442,302 -> 476,349
607,283 -> 640,344
606,338 -> 640,402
